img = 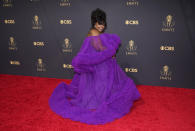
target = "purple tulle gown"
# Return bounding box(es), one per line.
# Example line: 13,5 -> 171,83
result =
48,33 -> 141,125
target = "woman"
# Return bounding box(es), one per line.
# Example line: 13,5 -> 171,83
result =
48,8 -> 141,125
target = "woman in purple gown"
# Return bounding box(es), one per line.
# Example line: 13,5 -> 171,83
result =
48,8 -> 141,125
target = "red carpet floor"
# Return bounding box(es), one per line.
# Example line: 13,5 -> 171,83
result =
0,74 -> 194,131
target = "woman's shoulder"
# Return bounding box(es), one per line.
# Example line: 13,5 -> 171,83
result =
87,28 -> 100,36
86,29 -> 120,40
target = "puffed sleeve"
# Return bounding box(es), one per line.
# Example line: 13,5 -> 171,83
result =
71,34 -> 121,73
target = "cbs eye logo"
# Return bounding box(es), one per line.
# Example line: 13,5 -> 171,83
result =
4,19 -> 15,24
125,20 -> 139,25
60,19 -> 72,24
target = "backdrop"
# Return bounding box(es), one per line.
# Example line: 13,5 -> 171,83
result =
0,0 -> 195,89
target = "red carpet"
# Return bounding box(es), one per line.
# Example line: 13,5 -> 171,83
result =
0,74 -> 194,131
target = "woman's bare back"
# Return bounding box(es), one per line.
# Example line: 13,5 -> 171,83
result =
87,28 -> 100,37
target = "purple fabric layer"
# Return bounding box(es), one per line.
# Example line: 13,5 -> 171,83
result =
48,33 -> 141,125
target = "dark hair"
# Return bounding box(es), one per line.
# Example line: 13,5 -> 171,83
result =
91,8 -> 107,32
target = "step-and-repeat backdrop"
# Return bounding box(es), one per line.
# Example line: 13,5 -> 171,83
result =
0,0 -> 195,89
